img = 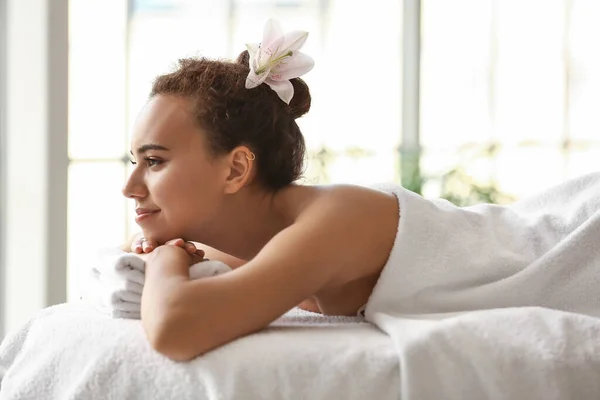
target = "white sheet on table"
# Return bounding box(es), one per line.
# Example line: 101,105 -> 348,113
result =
0,302 -> 398,400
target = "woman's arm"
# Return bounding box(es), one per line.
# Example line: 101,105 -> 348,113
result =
297,297 -> 321,313
141,216 -> 342,361
189,242 -> 247,269
122,231 -> 248,269
142,186 -> 397,361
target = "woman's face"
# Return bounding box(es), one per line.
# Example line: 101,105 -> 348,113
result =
122,95 -> 228,244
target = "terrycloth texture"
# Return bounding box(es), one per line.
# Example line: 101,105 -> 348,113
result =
367,172 -> 600,317
97,249 -> 146,286
0,302 -> 398,400
366,172 -> 600,399
374,307 -> 600,400
85,250 -> 147,318
84,249 -> 232,319
189,259 -> 233,279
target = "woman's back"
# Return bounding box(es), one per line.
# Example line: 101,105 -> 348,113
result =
272,183 -> 400,315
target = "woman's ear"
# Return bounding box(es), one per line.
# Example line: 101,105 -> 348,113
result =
223,146 -> 256,194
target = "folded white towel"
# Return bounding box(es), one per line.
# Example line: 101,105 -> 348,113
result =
94,250 -> 146,286
91,268 -> 143,299
83,249 -> 232,320
84,268 -> 142,319
189,259 -> 232,278
91,269 -> 142,304
84,251 -> 146,313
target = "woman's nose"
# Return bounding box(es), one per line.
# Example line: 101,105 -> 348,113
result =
122,172 -> 146,199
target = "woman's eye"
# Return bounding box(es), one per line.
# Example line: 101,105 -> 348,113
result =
145,158 -> 162,167
129,159 -> 137,165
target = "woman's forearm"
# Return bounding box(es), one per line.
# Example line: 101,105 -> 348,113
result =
141,248 -> 267,361
189,242 -> 247,269
141,246 -> 191,355
139,243 -> 321,360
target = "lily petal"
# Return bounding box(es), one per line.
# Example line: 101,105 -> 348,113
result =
246,42 -> 260,70
280,31 -> 309,53
270,51 -> 314,81
261,19 -> 284,59
245,67 -> 271,89
246,42 -> 260,53
265,78 -> 294,104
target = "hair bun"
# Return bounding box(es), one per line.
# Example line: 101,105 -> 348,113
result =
287,78 -> 311,119
236,50 -> 251,67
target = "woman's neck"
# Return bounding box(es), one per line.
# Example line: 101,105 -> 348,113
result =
193,184 -> 296,260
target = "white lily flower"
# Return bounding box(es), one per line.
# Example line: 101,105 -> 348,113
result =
245,19 -> 314,104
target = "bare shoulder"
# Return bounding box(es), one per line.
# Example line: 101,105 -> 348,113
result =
295,184 -> 400,283
306,184 -> 397,215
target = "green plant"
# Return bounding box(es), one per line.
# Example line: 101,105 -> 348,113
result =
436,143 -> 515,206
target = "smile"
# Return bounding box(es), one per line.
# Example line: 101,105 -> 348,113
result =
135,210 -> 160,223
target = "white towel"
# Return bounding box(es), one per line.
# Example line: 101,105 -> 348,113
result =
366,172 -> 600,318
83,249 -> 232,319
189,259 -> 232,278
83,251 -> 146,318
0,365 -> 6,388
84,269 -> 143,319
375,307 -> 600,400
0,302 -> 398,400
94,250 -> 146,287
365,172 -> 600,399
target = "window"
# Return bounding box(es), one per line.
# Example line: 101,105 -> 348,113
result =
0,0 -> 7,338
420,0 -> 600,201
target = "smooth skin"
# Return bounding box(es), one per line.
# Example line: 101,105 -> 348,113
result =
122,94 -> 399,361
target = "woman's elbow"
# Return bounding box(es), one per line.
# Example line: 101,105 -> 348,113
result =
143,315 -> 199,362
153,343 -> 201,363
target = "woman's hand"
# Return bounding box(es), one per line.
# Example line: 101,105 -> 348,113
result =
131,235 -> 204,259
163,238 -> 206,264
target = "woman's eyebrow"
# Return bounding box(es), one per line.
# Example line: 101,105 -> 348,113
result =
130,144 -> 170,155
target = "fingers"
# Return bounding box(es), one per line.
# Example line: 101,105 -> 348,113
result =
131,238 -> 144,254
189,252 -> 207,265
131,237 -> 156,254
142,240 -> 156,253
165,238 -> 202,255
136,237 -> 202,256
185,242 -> 197,254
165,238 -> 185,246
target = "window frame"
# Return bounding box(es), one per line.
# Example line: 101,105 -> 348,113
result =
0,0 -> 7,339
3,0 -> 68,335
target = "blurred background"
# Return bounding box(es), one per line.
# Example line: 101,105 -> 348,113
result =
1,0 -> 599,338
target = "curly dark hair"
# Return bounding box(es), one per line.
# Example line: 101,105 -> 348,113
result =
149,50 -> 311,191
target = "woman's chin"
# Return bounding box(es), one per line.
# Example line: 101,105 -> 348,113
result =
140,228 -> 169,245
141,228 -> 187,245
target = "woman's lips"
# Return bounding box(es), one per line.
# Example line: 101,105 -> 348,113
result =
135,210 -> 160,223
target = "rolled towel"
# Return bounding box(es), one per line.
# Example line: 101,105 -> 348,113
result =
189,260 -> 232,279
81,271 -> 141,319
95,251 -> 146,287
91,268 -> 143,305
83,250 -> 145,318
83,251 -> 233,320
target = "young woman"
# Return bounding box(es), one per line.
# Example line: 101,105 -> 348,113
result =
120,22 -> 600,362
121,31 -> 399,360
